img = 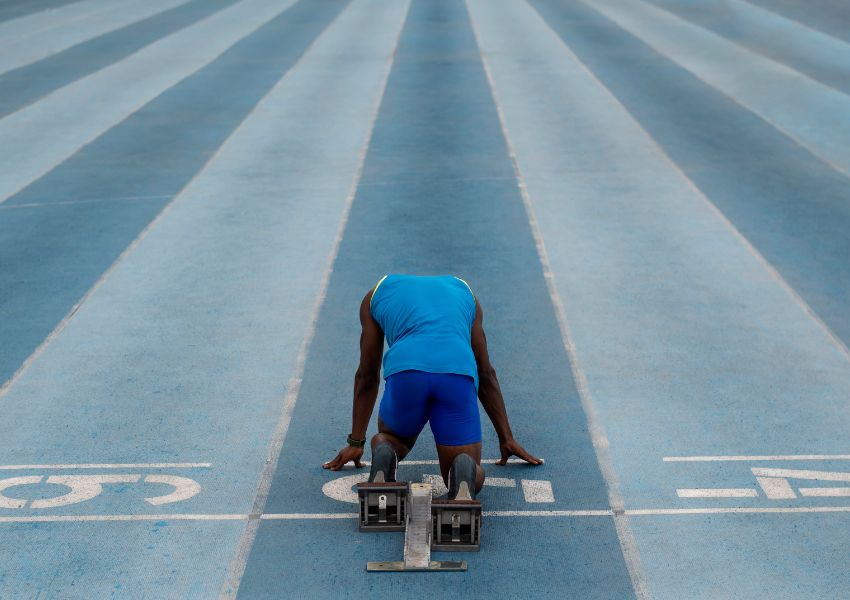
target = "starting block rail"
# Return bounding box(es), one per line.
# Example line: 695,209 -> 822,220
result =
366,483 -> 467,572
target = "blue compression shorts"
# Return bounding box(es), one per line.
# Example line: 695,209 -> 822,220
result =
378,370 -> 482,446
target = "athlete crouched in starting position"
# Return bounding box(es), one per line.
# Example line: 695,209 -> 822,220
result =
324,274 -> 541,500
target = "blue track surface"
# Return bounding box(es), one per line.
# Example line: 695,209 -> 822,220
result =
1,0 -> 850,598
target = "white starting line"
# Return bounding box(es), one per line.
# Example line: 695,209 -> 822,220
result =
2,506 -> 850,523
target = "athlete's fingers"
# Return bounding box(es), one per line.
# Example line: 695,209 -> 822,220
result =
517,447 -> 543,465
322,450 -> 347,470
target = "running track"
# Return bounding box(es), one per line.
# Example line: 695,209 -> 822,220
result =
1,0 -> 850,597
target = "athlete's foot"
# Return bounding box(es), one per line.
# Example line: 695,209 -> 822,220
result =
448,453 -> 477,500
368,441 -> 398,483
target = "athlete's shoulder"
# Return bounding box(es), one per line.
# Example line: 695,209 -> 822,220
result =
452,276 -> 475,298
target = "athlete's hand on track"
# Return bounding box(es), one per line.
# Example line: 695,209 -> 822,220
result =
496,438 -> 543,466
322,446 -> 364,470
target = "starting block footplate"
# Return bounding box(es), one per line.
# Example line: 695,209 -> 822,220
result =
431,499 -> 481,552
357,481 -> 409,532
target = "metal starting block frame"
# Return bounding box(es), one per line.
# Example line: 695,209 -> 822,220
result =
357,481 -> 409,532
367,483 -> 467,572
431,499 -> 481,552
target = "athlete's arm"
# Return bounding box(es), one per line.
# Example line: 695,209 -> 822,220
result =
472,300 -> 543,466
323,290 -> 384,470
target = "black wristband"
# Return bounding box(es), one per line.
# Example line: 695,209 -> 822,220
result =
347,435 -> 366,448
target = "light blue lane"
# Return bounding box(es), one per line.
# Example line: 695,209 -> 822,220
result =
0,0 -> 188,77
237,1 -> 636,597
0,0 -> 346,389
643,0 -> 850,97
0,0 -> 238,117
528,0 -> 850,369
0,0 -> 83,23
0,0 -> 296,204
580,0 -> 850,179
0,0 -> 401,595
746,0 -> 850,43
471,0 -> 850,597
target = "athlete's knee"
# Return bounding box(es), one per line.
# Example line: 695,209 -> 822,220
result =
475,464 -> 485,494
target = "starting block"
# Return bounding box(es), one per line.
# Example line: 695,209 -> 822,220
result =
367,483 -> 467,572
357,481 -> 408,532
431,499 -> 481,552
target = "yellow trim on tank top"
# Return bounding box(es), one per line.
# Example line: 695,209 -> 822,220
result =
453,276 -> 475,300
370,274 -> 389,306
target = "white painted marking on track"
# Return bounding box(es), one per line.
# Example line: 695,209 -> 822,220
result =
143,475 -> 202,506
0,476 -> 41,509
30,475 -> 140,509
0,463 -> 212,470
799,488 -> 850,497
421,474 -> 448,497
0,514 -> 248,523
321,473 -> 368,504
485,510 -> 611,517
485,477 -> 516,488
521,479 -> 555,503
261,513 -> 358,520
0,473 -> 203,508
751,468 -> 850,482
664,455 -> 850,462
756,477 -> 796,499
677,488 -> 758,499
624,507 -> 850,516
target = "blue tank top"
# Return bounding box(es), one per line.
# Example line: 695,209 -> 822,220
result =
370,274 -> 479,390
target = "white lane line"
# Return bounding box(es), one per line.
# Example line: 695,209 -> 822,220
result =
677,488 -> 758,499
521,479 -> 555,503
0,194 -> 172,210
799,488 -> 850,497
466,3 -> 649,598
0,0 -> 299,205
0,463 -> 211,470
624,507 -> 850,516
217,3 -> 411,598
665,455 -> 850,462
261,513 -> 358,520
529,2 -> 850,368
583,0 -> 850,181
486,510 -> 612,517
2,507 -> 849,523
0,0 -> 191,76
0,514 -> 248,523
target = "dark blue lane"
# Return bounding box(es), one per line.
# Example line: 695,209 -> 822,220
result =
236,1 -> 635,597
0,0 -> 239,118
746,0 -> 850,43
0,0 -> 77,22
642,0 -> 850,97
530,0 -> 850,349
0,0 -> 350,387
